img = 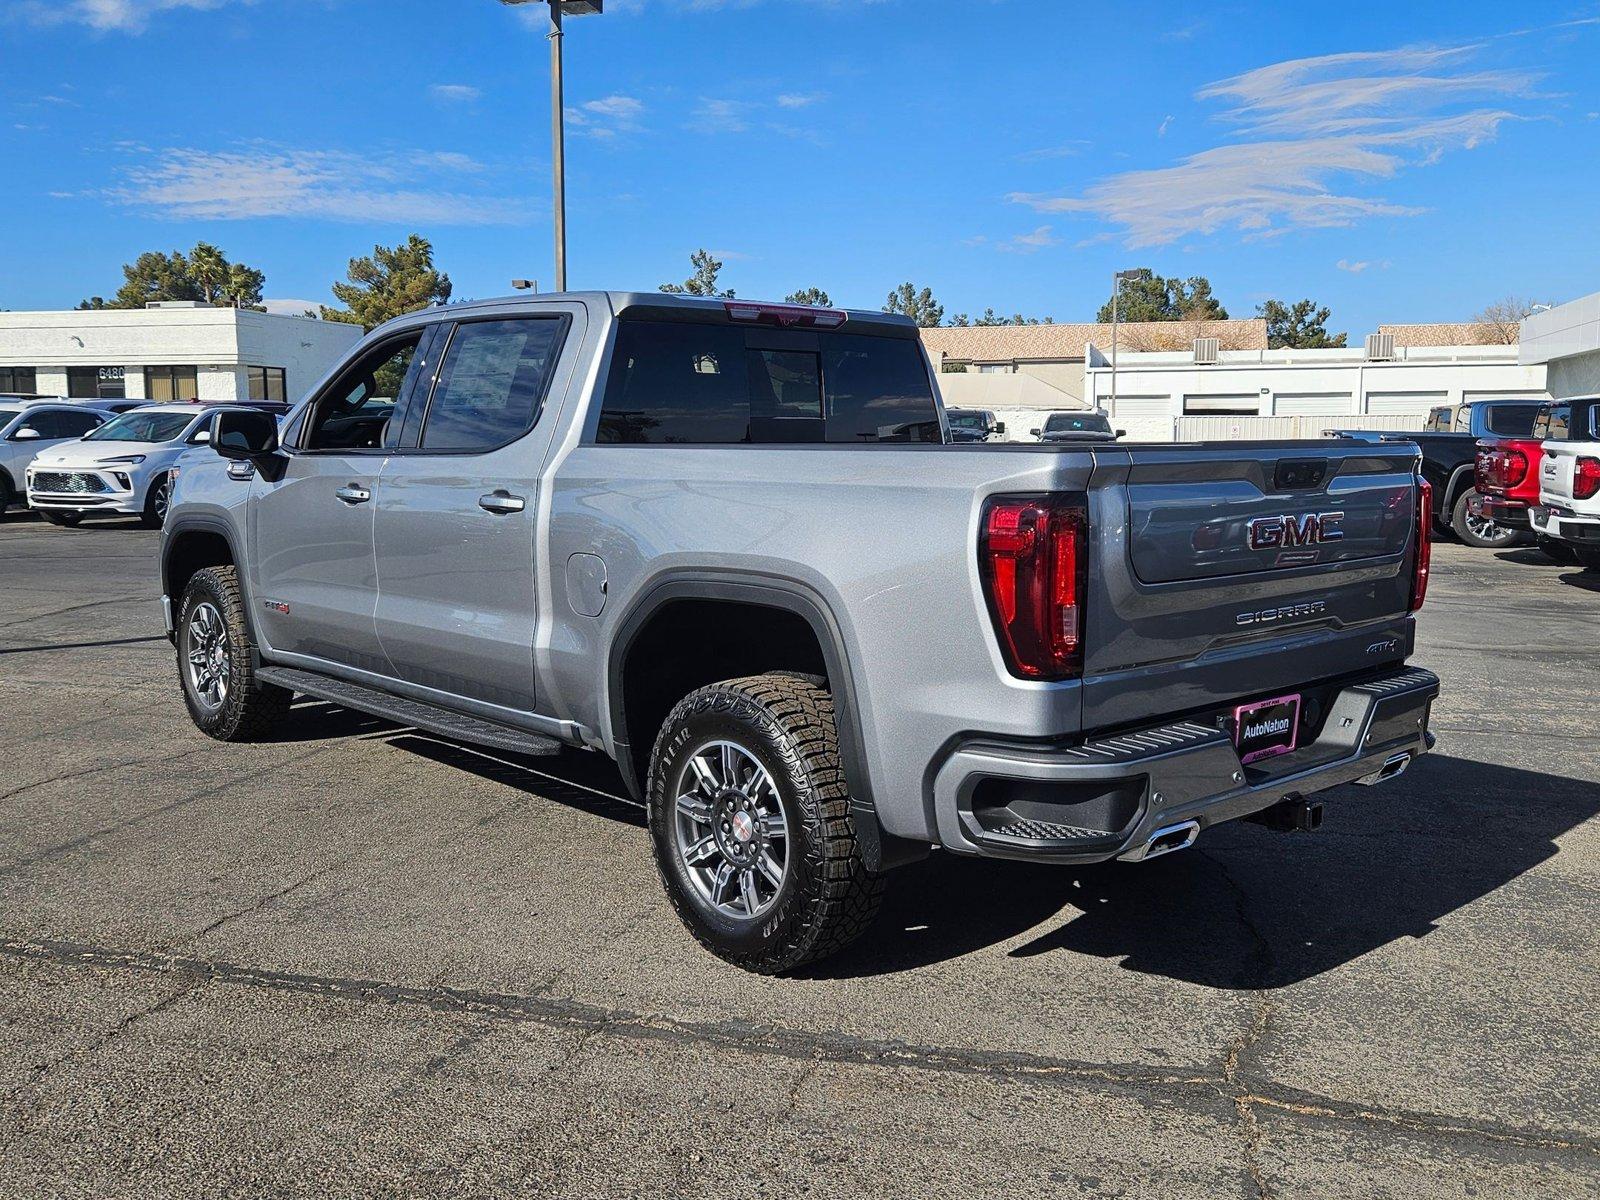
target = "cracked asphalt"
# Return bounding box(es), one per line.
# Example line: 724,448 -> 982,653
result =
0,512 -> 1596,1198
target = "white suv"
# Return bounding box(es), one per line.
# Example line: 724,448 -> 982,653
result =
0,401 -> 108,516
25,404 -> 241,528
1530,396 -> 1600,569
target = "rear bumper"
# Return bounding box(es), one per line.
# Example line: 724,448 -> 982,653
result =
931,666 -> 1439,863
1469,493 -> 1532,530
1529,506 -> 1600,543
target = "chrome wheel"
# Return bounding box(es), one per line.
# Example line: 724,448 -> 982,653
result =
673,740 -> 789,920
184,601 -> 230,710
153,477 -> 171,524
1464,508 -> 1509,543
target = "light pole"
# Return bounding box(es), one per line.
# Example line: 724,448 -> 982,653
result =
1109,269 -> 1140,415
500,0 -> 604,292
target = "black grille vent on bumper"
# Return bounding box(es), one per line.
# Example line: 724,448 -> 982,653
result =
32,472 -> 109,494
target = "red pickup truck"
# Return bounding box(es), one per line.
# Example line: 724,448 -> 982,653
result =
1472,402 -> 1576,562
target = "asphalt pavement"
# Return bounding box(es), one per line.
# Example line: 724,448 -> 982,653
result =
0,511 -> 1596,1198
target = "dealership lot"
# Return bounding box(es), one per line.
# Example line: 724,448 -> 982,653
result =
0,514 -> 1595,1198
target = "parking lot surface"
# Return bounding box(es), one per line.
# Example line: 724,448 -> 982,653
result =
0,512 -> 1596,1198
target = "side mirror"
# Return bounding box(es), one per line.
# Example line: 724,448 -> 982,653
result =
213,409 -> 279,460
1029,427 -> 1041,437
192,428 -> 211,443
11,426 -> 40,441
993,422 -> 1007,436
1115,428 -> 1127,438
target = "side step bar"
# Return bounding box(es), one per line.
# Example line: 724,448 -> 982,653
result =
256,666 -> 562,757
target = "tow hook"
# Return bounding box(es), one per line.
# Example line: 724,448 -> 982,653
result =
1247,794 -> 1324,833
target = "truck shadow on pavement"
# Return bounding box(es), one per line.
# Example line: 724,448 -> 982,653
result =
303,716 -> 1598,990
819,753 -> 1599,987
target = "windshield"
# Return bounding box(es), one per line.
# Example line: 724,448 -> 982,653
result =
86,411 -> 196,443
947,412 -> 986,430
0,405 -> 23,424
1045,413 -> 1111,434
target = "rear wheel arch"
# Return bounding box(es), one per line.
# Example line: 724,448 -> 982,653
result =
1440,462 -> 1476,524
607,575 -> 875,820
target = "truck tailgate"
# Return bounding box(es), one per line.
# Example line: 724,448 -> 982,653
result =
1539,443 -> 1578,503
1082,441 -> 1421,733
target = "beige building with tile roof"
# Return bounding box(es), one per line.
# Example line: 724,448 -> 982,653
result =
1378,322 -> 1512,348
922,319 -> 1267,406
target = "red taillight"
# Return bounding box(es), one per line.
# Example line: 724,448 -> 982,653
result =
1475,445 -> 1528,493
1410,477 -> 1432,612
1575,456 -> 1600,501
723,301 -> 847,329
980,496 -> 1086,679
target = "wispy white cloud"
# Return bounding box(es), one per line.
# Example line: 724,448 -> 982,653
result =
1016,141 -> 1090,162
1157,114 -> 1173,138
1337,258 -> 1370,273
1012,42 -> 1539,247
17,0 -> 253,33
998,225 -> 1060,254
106,144 -> 529,225
429,83 -> 481,104
776,92 -> 825,109
689,97 -> 753,133
564,94 -> 646,139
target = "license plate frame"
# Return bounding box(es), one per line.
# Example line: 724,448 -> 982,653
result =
1233,693 -> 1302,764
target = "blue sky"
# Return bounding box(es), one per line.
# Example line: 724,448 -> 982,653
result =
3,0 -> 1598,334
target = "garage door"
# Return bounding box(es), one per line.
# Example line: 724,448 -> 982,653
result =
1367,390 -> 1446,415
1274,392 -> 1354,416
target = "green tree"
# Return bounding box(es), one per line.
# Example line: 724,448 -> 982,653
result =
1095,269 -> 1228,323
321,235 -> 452,330
82,245 -> 266,310
659,250 -> 735,298
884,282 -> 944,327
1257,298 -> 1347,349
950,308 -> 1054,327
784,287 -> 833,307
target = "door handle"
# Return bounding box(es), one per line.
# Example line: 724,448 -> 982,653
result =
478,490 -> 527,515
335,484 -> 371,505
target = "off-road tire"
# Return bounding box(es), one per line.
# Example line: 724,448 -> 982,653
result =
1573,546 -> 1600,572
39,510 -> 82,527
1537,535 -> 1578,565
647,674 -> 885,974
140,472 -> 171,529
177,565 -> 291,741
1452,489 -> 1519,548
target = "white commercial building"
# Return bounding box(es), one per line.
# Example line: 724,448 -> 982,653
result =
1521,291 -> 1600,398
1084,338 -> 1548,442
0,303 -> 361,404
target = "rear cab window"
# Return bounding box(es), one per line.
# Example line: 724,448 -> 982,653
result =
1484,403 -> 1540,436
596,319 -> 941,445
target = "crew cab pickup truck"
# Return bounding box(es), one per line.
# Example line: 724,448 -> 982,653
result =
1332,396 -> 1545,547
161,293 -> 1439,973
1530,396 -> 1600,570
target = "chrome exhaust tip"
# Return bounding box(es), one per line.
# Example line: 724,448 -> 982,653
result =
1355,752 -> 1412,787
1119,819 -> 1200,863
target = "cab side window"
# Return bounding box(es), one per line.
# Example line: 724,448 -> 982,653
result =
417,319 -> 563,451
302,335 -> 425,451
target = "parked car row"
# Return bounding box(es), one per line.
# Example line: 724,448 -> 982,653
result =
943,407 -> 1124,444
1334,395 -> 1600,569
0,397 -> 290,528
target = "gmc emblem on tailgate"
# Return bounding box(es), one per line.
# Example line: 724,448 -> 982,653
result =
1247,511 -> 1345,550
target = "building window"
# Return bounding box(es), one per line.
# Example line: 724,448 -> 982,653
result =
976,363 -> 1013,374
247,366 -> 288,402
0,367 -> 37,394
145,366 -> 199,402
68,366 -> 126,399
1183,394 -> 1259,416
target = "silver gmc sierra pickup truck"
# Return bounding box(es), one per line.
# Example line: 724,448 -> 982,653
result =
161,292 -> 1439,972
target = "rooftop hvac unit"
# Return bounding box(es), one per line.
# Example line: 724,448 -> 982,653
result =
1365,333 -> 1396,361
1193,337 -> 1220,364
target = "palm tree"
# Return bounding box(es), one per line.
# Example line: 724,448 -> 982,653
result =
190,242 -> 228,306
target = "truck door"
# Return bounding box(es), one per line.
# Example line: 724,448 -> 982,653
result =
250,330 -> 431,674
371,309 -> 578,714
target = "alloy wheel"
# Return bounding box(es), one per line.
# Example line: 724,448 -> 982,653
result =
1464,509 -> 1512,544
673,740 -> 790,920
184,601 -> 231,710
